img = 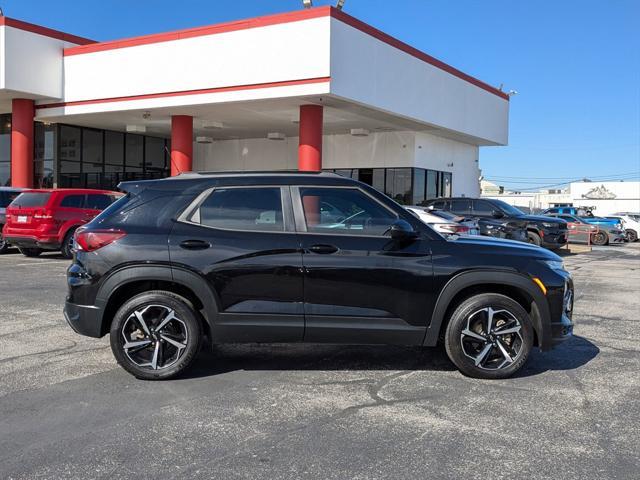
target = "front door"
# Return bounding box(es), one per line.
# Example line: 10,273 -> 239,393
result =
292,185 -> 434,345
169,185 -> 304,342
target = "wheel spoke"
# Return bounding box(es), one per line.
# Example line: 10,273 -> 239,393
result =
496,339 -> 514,364
474,343 -> 493,367
151,341 -> 161,370
486,307 -> 494,334
161,334 -> 187,350
462,329 -> 487,342
123,339 -> 151,352
494,325 -> 521,336
155,309 -> 177,332
134,311 -> 151,336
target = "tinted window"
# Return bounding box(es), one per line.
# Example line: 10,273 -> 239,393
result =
472,199 -> 495,216
11,192 -> 52,207
300,187 -> 397,236
450,199 -> 471,215
86,194 -> 116,210
195,188 -> 284,231
0,191 -> 21,208
429,200 -> 447,210
60,194 -> 86,208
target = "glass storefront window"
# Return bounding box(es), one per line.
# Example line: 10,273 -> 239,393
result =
426,170 -> 438,200
125,134 -> 144,172
58,125 -> 82,188
413,168 -> 425,205
34,123 -> 56,188
385,168 -> 412,205
105,131 -> 124,167
0,114 -> 11,186
144,136 -> 166,177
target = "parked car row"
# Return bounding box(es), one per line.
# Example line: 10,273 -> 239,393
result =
0,187 -> 121,258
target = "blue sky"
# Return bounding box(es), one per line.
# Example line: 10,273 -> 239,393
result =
3,0 -> 639,190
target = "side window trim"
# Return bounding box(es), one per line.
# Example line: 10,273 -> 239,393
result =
291,185 -> 399,237
176,185 -> 292,234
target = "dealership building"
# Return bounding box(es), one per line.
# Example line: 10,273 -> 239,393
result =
0,6 -> 509,203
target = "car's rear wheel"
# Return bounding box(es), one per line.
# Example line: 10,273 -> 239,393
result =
61,227 -> 77,259
591,231 -> 608,246
444,293 -> 534,379
19,247 -> 42,257
110,290 -> 202,380
527,231 -> 542,246
626,229 -> 638,242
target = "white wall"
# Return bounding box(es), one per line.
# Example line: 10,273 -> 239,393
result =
329,18 -> 509,146
194,130 -> 481,197
570,182 -> 640,215
63,17 -> 331,103
1,25 -> 80,99
414,132 -> 479,197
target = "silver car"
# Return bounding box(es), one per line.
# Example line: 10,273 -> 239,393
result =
0,187 -> 25,253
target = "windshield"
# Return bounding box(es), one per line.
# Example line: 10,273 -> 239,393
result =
10,192 -> 51,208
491,199 -> 525,216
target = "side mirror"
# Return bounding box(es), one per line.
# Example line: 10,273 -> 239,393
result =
388,220 -> 419,241
491,210 -> 505,219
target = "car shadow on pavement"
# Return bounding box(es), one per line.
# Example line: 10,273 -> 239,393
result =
514,335 -> 599,378
182,343 -> 457,379
181,335 -> 599,380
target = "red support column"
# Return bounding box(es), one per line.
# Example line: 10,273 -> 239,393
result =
10,99 -> 35,188
298,105 -> 323,171
170,115 -> 193,176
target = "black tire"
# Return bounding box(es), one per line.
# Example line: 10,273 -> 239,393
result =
110,290 -> 202,380
61,227 -> 78,259
444,293 -> 534,379
626,229 -> 638,243
19,247 -> 42,257
591,231 -> 608,246
0,234 -> 9,254
527,231 -> 542,246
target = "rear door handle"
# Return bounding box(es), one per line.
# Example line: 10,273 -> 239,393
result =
308,244 -> 339,254
179,239 -> 211,250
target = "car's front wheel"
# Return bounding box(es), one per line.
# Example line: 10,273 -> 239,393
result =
110,291 -> 202,380
527,231 -> 542,246
626,229 -> 638,242
444,293 -> 534,379
591,231 -> 608,246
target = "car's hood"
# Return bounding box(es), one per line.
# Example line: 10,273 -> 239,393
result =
449,234 -> 561,260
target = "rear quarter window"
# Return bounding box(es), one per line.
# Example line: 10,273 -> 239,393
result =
59,194 -> 86,208
9,192 -> 52,208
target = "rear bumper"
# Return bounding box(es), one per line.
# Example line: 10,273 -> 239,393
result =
63,300 -> 104,338
3,235 -> 60,250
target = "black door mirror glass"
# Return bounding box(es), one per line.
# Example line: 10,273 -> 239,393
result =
388,220 -> 418,240
492,210 -> 505,219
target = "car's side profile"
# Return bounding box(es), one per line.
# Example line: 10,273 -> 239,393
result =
606,214 -> 639,242
546,213 -> 626,246
3,188 -> 121,258
64,172 -> 574,380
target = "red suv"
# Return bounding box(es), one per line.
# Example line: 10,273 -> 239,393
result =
2,189 -> 122,258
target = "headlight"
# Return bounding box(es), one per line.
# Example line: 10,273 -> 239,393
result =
542,259 -> 566,271
542,222 -> 558,228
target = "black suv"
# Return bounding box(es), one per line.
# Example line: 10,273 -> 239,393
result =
64,172 -> 574,380
425,197 -> 569,249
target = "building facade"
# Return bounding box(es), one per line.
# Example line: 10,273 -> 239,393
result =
0,7 -> 509,203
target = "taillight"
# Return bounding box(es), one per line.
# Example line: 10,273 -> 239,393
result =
75,228 -> 126,252
454,225 -> 470,234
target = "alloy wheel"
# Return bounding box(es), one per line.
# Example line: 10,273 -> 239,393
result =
121,304 -> 188,370
460,307 -> 524,370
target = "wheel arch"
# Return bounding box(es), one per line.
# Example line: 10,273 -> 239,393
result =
423,270 -> 551,349
96,265 -> 219,339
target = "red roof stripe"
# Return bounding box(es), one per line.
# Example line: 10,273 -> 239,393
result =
0,17 -> 95,45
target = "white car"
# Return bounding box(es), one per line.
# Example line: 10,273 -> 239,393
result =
406,206 -> 479,236
607,213 -> 640,242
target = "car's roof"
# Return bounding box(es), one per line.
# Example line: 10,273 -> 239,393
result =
21,188 -> 120,194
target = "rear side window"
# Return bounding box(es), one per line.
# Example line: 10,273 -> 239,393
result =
60,194 -> 86,208
429,200 -> 448,210
10,192 -> 51,208
86,194 -> 116,210
472,200 -> 494,216
192,187 -> 284,232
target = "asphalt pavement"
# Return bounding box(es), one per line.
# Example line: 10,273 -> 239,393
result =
0,244 -> 638,479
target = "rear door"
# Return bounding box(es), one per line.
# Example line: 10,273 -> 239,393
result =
450,198 -> 472,216
57,193 -> 89,234
293,185 -> 433,345
169,185 -> 304,342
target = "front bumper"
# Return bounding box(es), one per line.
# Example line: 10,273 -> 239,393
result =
549,278 -> 574,346
541,230 -> 568,248
64,300 -> 103,338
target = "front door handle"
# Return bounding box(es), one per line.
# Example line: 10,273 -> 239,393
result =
308,244 -> 339,254
180,239 -> 211,250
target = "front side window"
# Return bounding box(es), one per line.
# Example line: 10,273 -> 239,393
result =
193,187 -> 284,232
299,187 -> 397,236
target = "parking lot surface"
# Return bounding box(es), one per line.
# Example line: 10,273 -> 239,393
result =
0,244 -> 639,479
